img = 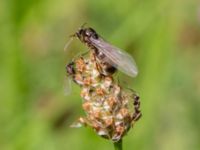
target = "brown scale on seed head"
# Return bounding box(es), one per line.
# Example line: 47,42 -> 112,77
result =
107,97 -> 117,110
75,57 -> 86,72
82,102 -> 91,112
95,87 -> 105,96
104,117 -> 114,127
83,77 -> 92,86
66,51 -> 141,142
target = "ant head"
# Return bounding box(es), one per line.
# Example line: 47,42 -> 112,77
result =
76,23 -> 98,41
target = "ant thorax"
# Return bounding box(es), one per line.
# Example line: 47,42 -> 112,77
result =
67,51 -> 141,142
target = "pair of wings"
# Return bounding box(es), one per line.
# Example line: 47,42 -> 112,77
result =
90,37 -> 138,77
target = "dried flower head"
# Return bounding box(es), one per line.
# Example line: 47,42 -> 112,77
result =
67,51 -> 141,142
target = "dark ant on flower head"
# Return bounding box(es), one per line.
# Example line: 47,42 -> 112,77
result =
66,25 -> 138,77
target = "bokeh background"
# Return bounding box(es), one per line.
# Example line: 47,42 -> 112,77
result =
0,0 -> 200,150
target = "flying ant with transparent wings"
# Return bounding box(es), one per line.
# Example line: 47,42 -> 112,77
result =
66,26 -> 138,77
64,25 -> 138,95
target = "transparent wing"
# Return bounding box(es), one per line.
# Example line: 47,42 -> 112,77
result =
63,76 -> 72,96
90,37 -> 138,77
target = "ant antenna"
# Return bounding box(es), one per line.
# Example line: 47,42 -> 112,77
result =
80,22 -> 87,29
64,23 -> 87,52
64,34 -> 76,52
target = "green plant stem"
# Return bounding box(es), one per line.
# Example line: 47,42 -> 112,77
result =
113,139 -> 122,150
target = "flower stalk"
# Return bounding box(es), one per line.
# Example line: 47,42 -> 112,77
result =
114,139 -> 122,150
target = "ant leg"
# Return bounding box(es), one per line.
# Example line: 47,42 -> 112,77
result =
72,50 -> 90,62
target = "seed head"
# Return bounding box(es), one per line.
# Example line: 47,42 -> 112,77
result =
68,52 -> 141,142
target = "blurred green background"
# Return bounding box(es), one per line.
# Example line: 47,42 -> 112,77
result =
0,0 -> 200,150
